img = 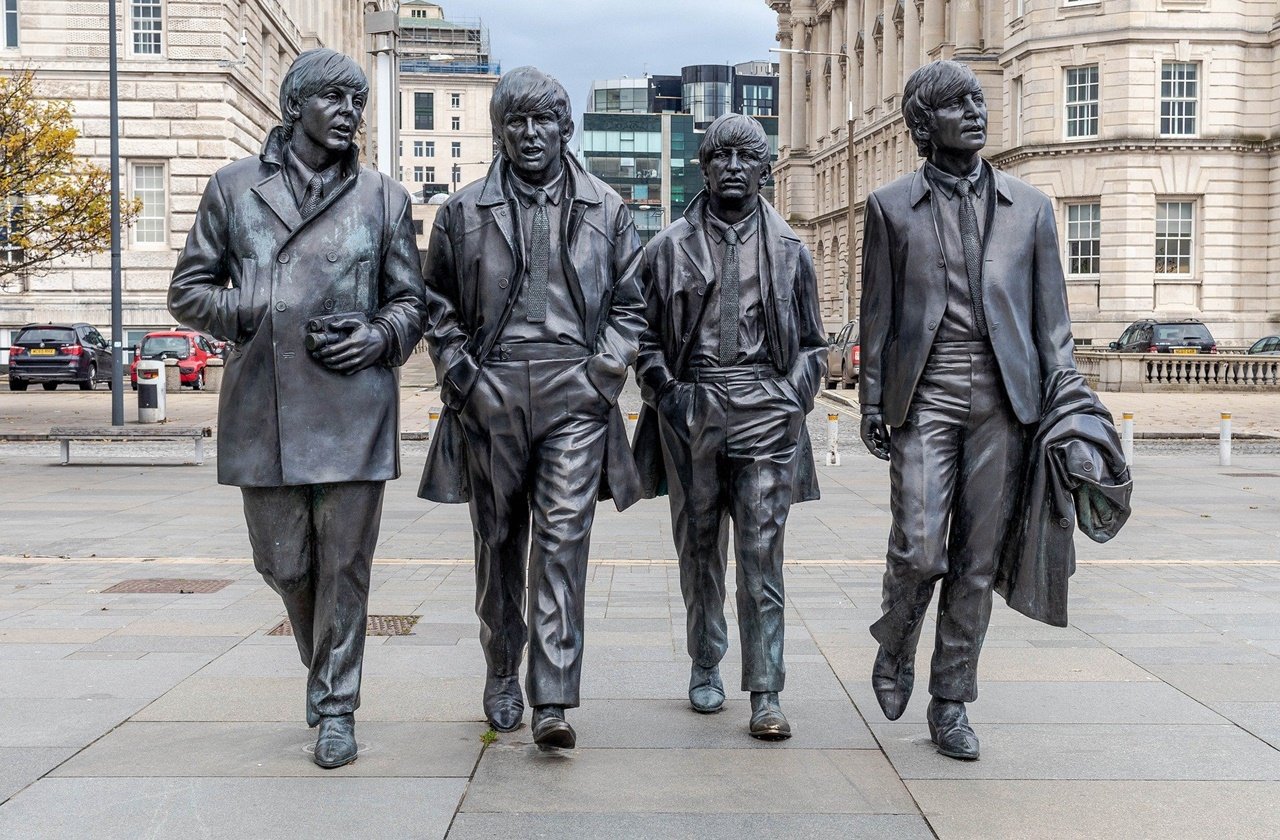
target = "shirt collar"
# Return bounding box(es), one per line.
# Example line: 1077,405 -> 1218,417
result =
508,166 -> 565,208
283,145 -> 344,204
924,157 -> 985,200
704,203 -> 760,245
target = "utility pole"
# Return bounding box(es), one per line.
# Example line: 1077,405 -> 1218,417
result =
108,0 -> 123,424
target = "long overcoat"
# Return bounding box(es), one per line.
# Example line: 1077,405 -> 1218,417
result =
416,155 -> 646,510
169,128 -> 425,487
630,192 -> 828,502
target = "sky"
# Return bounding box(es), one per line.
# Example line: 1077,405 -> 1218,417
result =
438,0 -> 780,139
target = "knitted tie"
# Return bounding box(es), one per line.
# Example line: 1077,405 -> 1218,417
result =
299,174 -> 324,218
955,177 -> 988,337
719,225 -> 740,365
526,189 -> 549,322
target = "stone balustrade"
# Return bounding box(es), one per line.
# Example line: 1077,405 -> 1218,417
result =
1074,350 -> 1280,392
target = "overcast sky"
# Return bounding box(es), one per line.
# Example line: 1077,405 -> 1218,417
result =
439,0 -> 780,139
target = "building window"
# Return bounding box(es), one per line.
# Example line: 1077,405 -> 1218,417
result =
450,142 -> 461,158
413,140 -> 425,157
450,92 -> 461,108
424,141 -> 435,157
740,84 -> 774,116
1065,203 -> 1100,277
1065,65 -> 1099,139
1010,77 -> 1023,147
451,116 -> 461,131
414,92 -> 434,130
3,0 -> 17,49
1160,62 -> 1198,137
130,0 -> 163,56
424,166 -> 435,182
1155,201 -> 1194,276
131,163 -> 166,245
413,166 -> 425,183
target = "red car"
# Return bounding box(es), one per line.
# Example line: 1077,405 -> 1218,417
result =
130,330 -> 218,390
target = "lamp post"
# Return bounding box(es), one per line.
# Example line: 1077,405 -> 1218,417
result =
108,0 -> 123,424
365,6 -> 400,179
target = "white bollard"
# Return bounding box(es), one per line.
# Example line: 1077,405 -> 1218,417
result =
1121,412 -> 1134,467
1219,412 -> 1232,467
427,408 -> 440,442
826,413 -> 841,466
626,411 -> 639,439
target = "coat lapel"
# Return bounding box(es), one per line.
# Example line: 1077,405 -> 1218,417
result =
251,171 -> 303,232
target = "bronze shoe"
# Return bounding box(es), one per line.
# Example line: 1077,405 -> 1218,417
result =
748,691 -> 792,741
927,698 -> 980,761
872,646 -> 914,721
313,713 -> 357,769
531,705 -> 576,750
483,673 -> 524,732
688,663 -> 725,713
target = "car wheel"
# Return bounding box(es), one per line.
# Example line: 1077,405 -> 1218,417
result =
80,364 -> 97,391
7,379 -> 27,392
130,382 -> 137,391
42,382 -> 58,391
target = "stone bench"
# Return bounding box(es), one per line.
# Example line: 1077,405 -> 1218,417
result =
48,426 -> 213,466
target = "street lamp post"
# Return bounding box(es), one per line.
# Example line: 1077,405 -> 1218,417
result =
365,7 -> 400,179
107,0 -> 123,424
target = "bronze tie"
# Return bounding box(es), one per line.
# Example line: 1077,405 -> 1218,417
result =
299,174 -> 323,218
719,225 -> 740,365
955,177 -> 988,338
526,188 -> 549,323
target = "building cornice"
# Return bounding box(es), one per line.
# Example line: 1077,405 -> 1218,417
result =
1001,26 -> 1280,64
992,137 -> 1277,166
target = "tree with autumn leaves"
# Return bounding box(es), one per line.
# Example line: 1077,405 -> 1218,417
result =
0,69 -> 139,289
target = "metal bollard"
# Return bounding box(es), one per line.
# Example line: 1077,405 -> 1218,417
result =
427,408 -> 440,442
826,413 -> 841,466
1121,412 -> 1134,467
626,411 -> 639,439
1219,412 -> 1232,467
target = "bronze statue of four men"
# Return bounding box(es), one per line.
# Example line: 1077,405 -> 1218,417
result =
171,52 -> 1128,768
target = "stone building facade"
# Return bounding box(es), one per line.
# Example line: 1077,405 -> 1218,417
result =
0,0 -> 362,351
768,0 -> 1280,346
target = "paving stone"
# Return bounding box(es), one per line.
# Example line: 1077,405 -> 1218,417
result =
0,777 -> 466,840
907,780 -> 1280,840
1141,663 -> 1280,703
874,723 -> 1280,780
461,746 -> 915,814
446,813 -> 936,840
0,697 -> 151,748
51,721 -> 484,778
0,749 -> 75,804
1209,702 -> 1280,749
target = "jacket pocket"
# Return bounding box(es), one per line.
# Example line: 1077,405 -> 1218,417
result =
236,259 -> 268,342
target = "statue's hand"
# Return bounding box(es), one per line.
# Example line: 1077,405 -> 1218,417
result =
317,320 -> 388,374
860,412 -> 890,461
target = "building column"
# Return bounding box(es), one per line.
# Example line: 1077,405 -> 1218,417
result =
846,0 -> 861,121
791,19 -> 809,149
830,2 -> 846,130
902,0 -> 921,78
813,16 -> 829,142
778,28 -> 793,152
922,0 -> 944,58
955,0 -> 982,55
881,0 -> 898,104
861,0 -> 876,117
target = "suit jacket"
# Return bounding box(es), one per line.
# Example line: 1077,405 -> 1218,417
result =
631,192 -> 827,502
859,160 -> 1075,427
168,127 -> 425,487
996,368 -> 1133,626
417,154 -> 646,510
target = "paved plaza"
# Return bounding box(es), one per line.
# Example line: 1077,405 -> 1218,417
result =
0,382 -> 1277,838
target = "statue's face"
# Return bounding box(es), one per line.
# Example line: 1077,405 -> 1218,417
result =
296,84 -> 366,153
501,109 -> 565,179
703,144 -> 770,204
928,84 -> 987,154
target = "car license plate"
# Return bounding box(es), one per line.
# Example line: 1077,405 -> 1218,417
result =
29,348 -> 55,356
1172,347 -> 1197,355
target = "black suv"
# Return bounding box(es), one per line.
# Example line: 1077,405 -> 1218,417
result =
1108,319 -> 1217,354
7,323 -> 113,391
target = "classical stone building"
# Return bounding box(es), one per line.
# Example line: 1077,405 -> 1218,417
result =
396,0 -> 498,203
768,0 -> 1280,346
0,0 -> 362,352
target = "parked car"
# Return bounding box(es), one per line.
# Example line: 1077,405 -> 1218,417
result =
7,322 -> 113,391
1109,319 -> 1218,354
1247,335 -> 1280,355
825,320 -> 860,388
129,330 -> 218,390
174,326 -> 228,358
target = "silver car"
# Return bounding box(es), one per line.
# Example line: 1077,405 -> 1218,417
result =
825,320 -> 860,388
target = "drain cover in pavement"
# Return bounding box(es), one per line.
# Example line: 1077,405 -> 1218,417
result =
267,615 -> 421,637
102,578 -> 234,594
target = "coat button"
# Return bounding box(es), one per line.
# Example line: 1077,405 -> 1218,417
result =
927,320 -> 937,330
498,277 -> 509,289
326,253 -> 337,263
1083,461 -> 1093,472
990,322 -> 999,331
696,286 -> 705,296
937,259 -> 945,267
275,301 -> 287,312
278,253 -> 290,264
323,299 -> 335,311
1059,517 -> 1071,528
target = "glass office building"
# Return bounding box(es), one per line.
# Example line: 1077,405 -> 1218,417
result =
581,62 -> 780,243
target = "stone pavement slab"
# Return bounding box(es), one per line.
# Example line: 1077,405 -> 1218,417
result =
445,813 -> 937,840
